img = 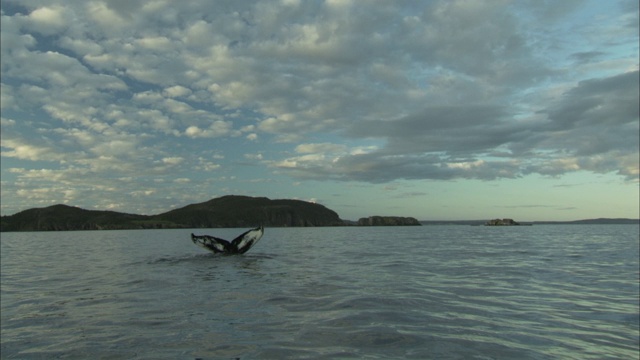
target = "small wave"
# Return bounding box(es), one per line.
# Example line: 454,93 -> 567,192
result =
147,252 -> 276,265
145,254 -> 209,265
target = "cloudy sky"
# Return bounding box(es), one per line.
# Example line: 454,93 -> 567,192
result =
1,0 -> 638,221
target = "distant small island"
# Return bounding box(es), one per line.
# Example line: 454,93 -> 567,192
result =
485,218 -> 530,226
419,218 -> 639,226
357,216 -> 421,226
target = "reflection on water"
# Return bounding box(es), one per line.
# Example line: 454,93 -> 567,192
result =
1,225 -> 638,359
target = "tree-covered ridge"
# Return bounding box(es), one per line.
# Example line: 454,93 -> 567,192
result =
0,195 -> 344,232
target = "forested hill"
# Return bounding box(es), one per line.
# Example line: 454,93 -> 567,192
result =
152,195 -> 344,228
0,204 -> 151,232
0,195 -> 344,232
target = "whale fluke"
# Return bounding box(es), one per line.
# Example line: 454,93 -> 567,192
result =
191,226 -> 264,254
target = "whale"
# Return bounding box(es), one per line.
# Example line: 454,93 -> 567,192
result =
191,226 -> 264,254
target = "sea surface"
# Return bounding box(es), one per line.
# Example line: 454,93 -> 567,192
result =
1,225 -> 638,359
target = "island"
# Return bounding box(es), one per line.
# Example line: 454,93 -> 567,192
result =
485,218 -> 531,226
357,216 -> 421,226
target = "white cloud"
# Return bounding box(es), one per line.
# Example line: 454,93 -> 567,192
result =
184,120 -> 235,138
85,1 -> 128,32
244,153 -> 263,160
163,98 -> 193,114
135,36 -> 173,51
0,84 -> 16,109
58,36 -> 103,56
162,157 -> 184,165
295,143 -> 347,154
163,85 -> 192,98
26,6 -> 68,35
0,0 -> 637,217
196,157 -> 222,171
1,141 -> 52,161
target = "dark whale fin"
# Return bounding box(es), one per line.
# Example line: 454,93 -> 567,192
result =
191,226 -> 264,255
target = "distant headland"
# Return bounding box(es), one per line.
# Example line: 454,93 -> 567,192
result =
357,216 -> 421,226
0,195 -> 422,232
420,218 -> 639,226
1,195 -> 637,232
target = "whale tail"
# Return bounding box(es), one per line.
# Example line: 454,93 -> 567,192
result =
191,233 -> 233,254
231,226 -> 264,254
191,226 -> 264,254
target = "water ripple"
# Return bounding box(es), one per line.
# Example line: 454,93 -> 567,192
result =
2,225 -> 638,359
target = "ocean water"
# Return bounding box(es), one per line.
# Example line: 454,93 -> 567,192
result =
1,225 -> 638,359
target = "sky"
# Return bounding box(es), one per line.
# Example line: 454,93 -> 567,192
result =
1,0 -> 638,221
